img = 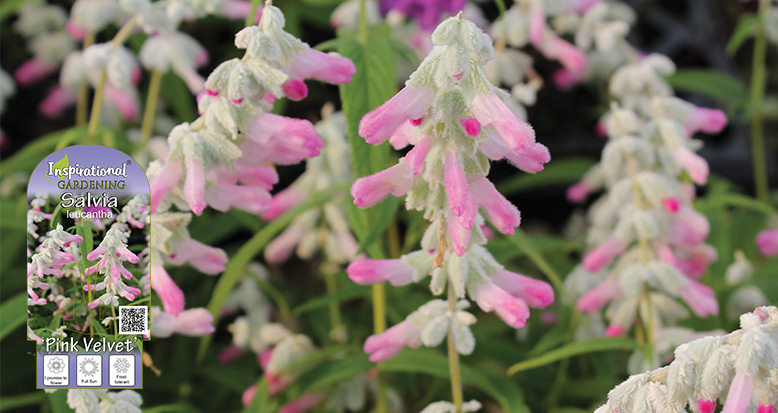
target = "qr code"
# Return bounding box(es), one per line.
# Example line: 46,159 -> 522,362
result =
118,306 -> 148,335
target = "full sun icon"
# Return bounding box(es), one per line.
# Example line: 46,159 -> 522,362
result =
79,358 -> 99,377
47,357 -> 66,374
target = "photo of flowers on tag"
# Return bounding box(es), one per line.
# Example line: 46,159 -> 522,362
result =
27,145 -> 150,346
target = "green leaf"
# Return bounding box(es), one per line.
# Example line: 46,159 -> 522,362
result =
46,390 -> 71,413
337,24 -> 398,257
506,229 -> 566,299
383,349 -> 529,413
695,192 -> 778,216
665,69 -> 747,108
242,380 -> 271,413
0,392 -> 46,411
497,158 -> 597,195
726,14 -> 759,55
160,71 -> 198,122
507,337 -> 638,375
0,130 -> 66,179
0,293 -> 27,341
197,189 -> 335,362
292,284 -> 371,316
283,351 -> 374,399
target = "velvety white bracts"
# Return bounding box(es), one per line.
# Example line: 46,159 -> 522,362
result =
595,306 -> 778,413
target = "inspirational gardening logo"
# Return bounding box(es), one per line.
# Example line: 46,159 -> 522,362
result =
46,155 -> 131,218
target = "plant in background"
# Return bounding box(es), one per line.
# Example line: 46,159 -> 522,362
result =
347,13 -> 554,410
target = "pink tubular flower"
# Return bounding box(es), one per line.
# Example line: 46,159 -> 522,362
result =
756,229 -> 778,256
469,175 -> 521,234
150,161 -> 183,213
405,136 -> 432,175
447,210 -> 472,256
261,187 -> 305,220
684,107 -> 727,136
758,405 -> 775,413
470,92 -> 535,152
538,37 -> 587,74
577,276 -> 621,313
582,237 -> 629,272
388,119 -> 417,149
151,308 -> 215,338
167,239 -> 228,274
470,281 -> 531,328
662,197 -> 681,213
677,279 -> 718,318
278,393 -> 325,413
604,325 -> 625,337
244,113 -> 323,165
40,86 -> 77,118
364,319 -> 422,362
491,269 -> 554,308
567,181 -> 592,203
673,244 -> 717,279
184,160 -> 206,215
288,48 -> 356,85
220,0 -> 263,23
671,145 -> 709,185
203,179 -> 272,214
444,150 -> 475,228
359,86 -> 433,144
721,373 -> 754,413
14,58 -> 58,85
669,206 -> 710,246
351,162 -> 416,207
150,264 -> 185,316
281,79 -> 308,101
104,85 -> 140,120
460,118 -> 481,137
347,258 -> 415,286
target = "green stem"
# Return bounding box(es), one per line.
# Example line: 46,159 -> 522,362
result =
323,269 -> 345,343
358,0 -> 368,43
139,69 -> 163,148
447,283 -> 464,412
76,32 -> 95,126
245,0 -> 263,27
86,17 -> 139,141
750,0 -> 771,203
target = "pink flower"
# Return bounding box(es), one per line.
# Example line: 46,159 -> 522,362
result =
364,320 -> 422,362
582,237 -> 629,272
351,162 -> 416,208
104,85 -> 140,120
529,10 -> 546,47
359,86 -> 433,145
167,239 -> 228,274
14,58 -> 58,86
661,197 -> 681,213
677,279 -> 718,318
563,0 -> 601,14
758,405 -> 775,413
469,176 -> 522,235
721,373 -> 754,413
684,108 -> 727,136
444,150 -> 475,228
66,20 -> 87,41
604,325 -> 625,337
460,118 -> 481,137
405,136 -> 432,175
203,179 -> 272,214
184,160 -> 206,215
150,264 -> 185,316
151,308 -> 215,337
470,92 -> 535,152
243,113 -> 323,165
40,86 -> 77,118
388,120 -> 417,150
279,393 -> 324,413
347,258 -> 416,286
491,269 -> 554,308
668,206 -> 710,246
671,145 -> 709,185
282,79 -> 308,101
577,276 -> 621,313
756,229 -> 778,256
470,281 -> 531,328
567,181 -> 592,203
150,161 -> 183,213
288,48 -> 356,85
220,0 -> 263,23
537,36 -> 587,74
447,209 -> 472,256
261,187 -> 304,220
673,244 -> 717,279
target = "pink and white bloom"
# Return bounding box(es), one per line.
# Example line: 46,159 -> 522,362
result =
359,86 -> 433,145
364,319 -> 423,362
150,307 -> 215,338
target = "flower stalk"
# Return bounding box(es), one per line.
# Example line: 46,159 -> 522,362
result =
750,0 -> 771,203
139,69 -> 162,148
